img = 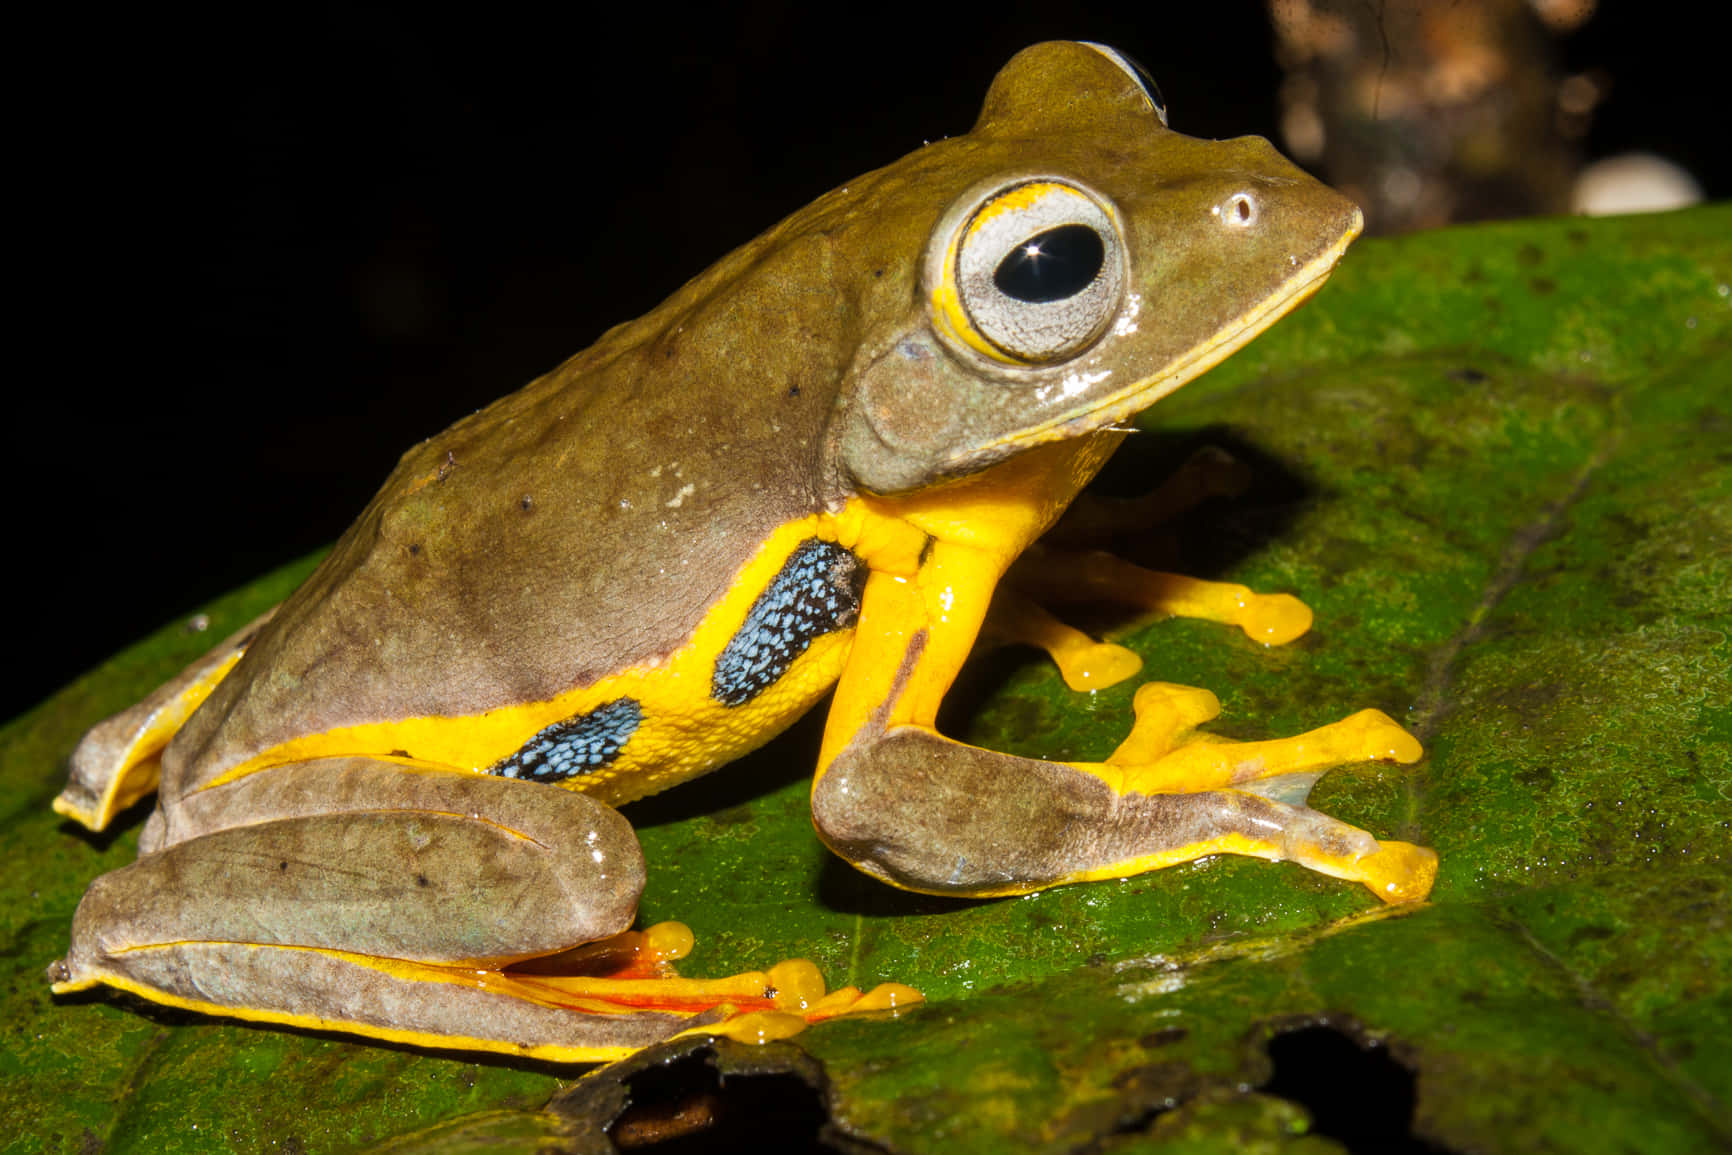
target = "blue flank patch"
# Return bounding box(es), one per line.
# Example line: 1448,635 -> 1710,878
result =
489,698 -> 643,783
711,539 -> 862,707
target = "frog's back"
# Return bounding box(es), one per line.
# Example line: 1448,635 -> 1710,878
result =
165,234 -> 858,790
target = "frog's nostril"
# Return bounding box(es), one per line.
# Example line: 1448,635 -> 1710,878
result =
1216,192 -> 1259,229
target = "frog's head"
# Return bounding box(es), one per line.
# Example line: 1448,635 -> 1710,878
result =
832,40 -> 1363,495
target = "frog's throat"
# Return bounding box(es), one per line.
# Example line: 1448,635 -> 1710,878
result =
962,211 -> 1361,469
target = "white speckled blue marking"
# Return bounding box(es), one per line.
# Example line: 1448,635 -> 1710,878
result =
489,698 -> 643,783
711,539 -> 862,707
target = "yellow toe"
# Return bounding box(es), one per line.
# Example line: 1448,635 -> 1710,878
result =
1059,642 -> 1144,692
1240,592 -> 1313,646
1357,841 -> 1438,904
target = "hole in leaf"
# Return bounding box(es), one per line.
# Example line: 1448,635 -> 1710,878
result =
608,1050 -> 838,1153
1262,1025 -> 1455,1154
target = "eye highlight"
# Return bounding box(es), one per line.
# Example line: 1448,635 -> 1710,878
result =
934,180 -> 1126,365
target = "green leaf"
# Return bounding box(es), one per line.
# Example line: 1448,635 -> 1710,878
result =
4,206 -> 1727,1152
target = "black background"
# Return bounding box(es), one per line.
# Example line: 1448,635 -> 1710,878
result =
13,3 -> 1725,719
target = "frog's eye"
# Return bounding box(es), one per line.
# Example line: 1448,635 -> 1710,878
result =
939,180 -> 1126,365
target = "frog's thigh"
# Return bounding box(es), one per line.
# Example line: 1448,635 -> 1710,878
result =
812,728 -> 1433,903
57,759 -> 657,1049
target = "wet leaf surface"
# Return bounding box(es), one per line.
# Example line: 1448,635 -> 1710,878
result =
4,206 -> 1727,1152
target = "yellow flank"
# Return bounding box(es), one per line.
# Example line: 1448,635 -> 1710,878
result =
200,504 -> 945,806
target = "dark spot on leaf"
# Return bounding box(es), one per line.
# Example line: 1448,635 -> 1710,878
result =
787,384 -> 800,398
1515,763 -> 1557,791
1530,276 -> 1558,295
708,804 -> 755,827
1517,243 -> 1544,267
1567,924 -> 1617,946
408,543 -> 421,556
1100,1059 -> 1206,1138
390,749 -> 410,758
1140,1027 -> 1189,1048
520,494 -> 534,512
1447,367 -> 1488,384
1567,228 -> 1589,246
1109,1059 -> 1199,1103
415,874 -> 430,888
1022,905 -> 1058,929
278,861 -> 288,871
1263,1024 -> 1455,1153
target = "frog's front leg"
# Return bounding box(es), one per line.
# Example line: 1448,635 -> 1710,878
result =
811,539 -> 1435,904
52,759 -> 872,1062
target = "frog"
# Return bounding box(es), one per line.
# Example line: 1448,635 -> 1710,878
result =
49,41 -> 1436,1065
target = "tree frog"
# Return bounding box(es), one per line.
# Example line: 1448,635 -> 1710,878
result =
50,42 -> 1436,1064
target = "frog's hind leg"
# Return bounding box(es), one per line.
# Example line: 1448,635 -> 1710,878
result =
54,608 -> 275,832
982,551 -> 1312,692
1007,546 -> 1314,650
984,447 -> 1312,692
51,758 -> 912,1063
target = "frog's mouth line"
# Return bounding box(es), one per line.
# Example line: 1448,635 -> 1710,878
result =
960,212 -> 1362,468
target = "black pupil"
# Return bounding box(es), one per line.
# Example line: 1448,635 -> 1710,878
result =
993,224 -> 1105,303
